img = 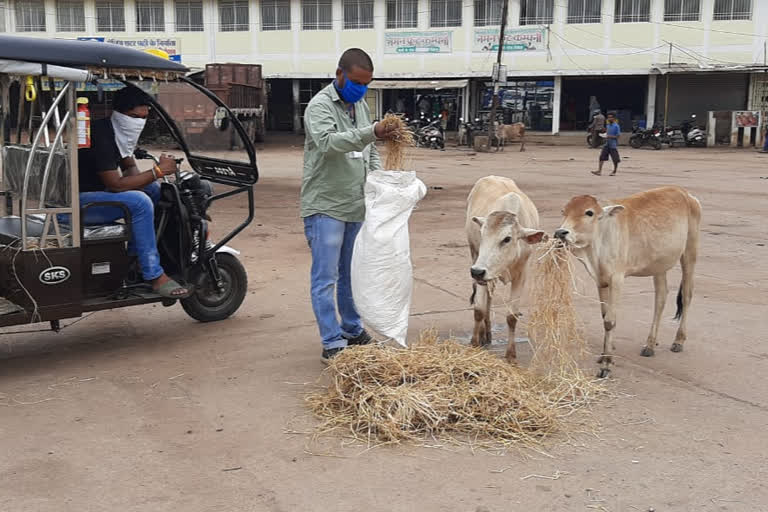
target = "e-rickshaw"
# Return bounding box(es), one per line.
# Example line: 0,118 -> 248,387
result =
0,36 -> 258,331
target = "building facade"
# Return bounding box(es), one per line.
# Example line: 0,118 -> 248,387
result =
1,0 -> 767,138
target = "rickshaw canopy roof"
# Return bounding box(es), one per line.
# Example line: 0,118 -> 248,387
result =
0,35 -> 188,73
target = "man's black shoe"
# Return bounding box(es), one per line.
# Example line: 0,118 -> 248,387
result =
321,346 -> 345,363
346,330 -> 373,346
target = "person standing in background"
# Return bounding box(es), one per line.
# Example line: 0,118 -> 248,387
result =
592,111 -> 621,176
301,48 -> 397,362
588,109 -> 605,149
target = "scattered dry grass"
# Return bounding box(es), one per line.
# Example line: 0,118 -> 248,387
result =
305,240 -> 607,452
378,113 -> 414,170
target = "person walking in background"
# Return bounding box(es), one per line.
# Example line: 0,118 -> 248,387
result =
592,111 -> 621,176
301,48 -> 397,362
761,122 -> 768,153
588,109 -> 605,149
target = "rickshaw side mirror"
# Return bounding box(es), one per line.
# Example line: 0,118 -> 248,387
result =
214,107 -> 230,131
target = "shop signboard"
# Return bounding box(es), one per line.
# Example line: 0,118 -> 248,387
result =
734,111 -> 760,128
473,28 -> 546,53
385,32 -> 452,54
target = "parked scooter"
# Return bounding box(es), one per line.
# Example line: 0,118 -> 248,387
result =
586,128 -> 606,147
629,125 -> 662,150
416,118 -> 444,149
681,114 -> 706,147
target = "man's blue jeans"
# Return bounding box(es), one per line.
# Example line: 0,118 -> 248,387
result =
80,182 -> 163,281
303,214 -> 364,349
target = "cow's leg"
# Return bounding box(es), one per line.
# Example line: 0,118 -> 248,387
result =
504,274 -> 524,362
641,273 -> 668,357
519,134 -> 526,152
597,275 -> 623,378
471,283 -> 490,347
672,248 -> 697,352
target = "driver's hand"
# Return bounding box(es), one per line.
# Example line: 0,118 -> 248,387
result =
157,154 -> 177,176
374,122 -> 399,140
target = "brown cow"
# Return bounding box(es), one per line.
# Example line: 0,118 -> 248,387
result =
554,186 -> 701,378
466,176 -> 546,361
494,122 -> 526,152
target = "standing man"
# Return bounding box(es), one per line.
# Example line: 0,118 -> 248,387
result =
301,48 -> 397,362
592,112 -> 621,176
588,109 -> 605,148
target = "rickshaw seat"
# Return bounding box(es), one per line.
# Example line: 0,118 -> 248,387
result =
0,215 -> 128,244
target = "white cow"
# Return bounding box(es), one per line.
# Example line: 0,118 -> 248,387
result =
554,186 -> 702,378
466,176 -> 546,362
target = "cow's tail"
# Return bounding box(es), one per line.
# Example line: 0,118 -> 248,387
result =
673,283 -> 683,321
470,282 -> 477,306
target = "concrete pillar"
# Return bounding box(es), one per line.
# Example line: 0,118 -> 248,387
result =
552,75 -> 562,135
646,74 -> 657,128
292,79 -> 301,133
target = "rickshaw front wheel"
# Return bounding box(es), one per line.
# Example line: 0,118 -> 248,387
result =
181,253 -> 248,322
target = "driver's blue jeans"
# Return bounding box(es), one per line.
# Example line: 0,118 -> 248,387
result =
303,214 -> 364,350
80,182 -> 163,281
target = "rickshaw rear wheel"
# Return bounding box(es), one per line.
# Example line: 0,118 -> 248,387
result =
181,253 -> 248,322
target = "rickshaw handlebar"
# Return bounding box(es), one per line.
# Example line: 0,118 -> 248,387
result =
133,147 -> 184,182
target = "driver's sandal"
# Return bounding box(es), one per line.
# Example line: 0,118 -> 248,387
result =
154,279 -> 193,299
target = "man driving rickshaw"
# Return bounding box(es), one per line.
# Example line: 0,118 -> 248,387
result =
78,85 -> 190,298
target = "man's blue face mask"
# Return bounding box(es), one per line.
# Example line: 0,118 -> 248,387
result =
337,71 -> 368,103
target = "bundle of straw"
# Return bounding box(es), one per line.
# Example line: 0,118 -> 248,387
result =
528,240 -> 587,375
308,330 -> 559,449
378,113 -> 414,170
526,239 -> 605,409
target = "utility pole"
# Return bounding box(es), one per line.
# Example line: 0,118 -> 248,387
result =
486,0 -> 509,149
663,41 -> 672,129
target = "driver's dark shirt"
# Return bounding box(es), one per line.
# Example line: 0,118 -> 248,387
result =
78,119 -> 121,193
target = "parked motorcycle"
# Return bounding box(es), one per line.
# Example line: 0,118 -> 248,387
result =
458,117 -> 481,147
629,126 -> 662,150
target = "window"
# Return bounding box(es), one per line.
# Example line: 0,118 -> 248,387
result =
220,0 -> 249,30
615,0 -> 650,23
261,0 -> 289,30
520,0 -> 553,25
430,0 -> 462,28
15,0 -> 46,31
343,0 -> 373,29
1,1 -> 8,32
136,0 -> 165,31
386,0 -> 417,29
474,0 -> 503,26
713,0 -> 751,20
568,0 -> 602,23
56,0 -> 86,31
302,0 -> 332,30
664,0 -> 699,21
96,0 -> 125,31
176,0 -> 203,31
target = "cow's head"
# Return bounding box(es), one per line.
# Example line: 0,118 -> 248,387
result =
554,195 -> 625,249
470,211 -> 546,283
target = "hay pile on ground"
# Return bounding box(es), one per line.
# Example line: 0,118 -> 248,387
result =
378,113 -> 414,170
306,240 -> 605,450
306,330 -> 557,449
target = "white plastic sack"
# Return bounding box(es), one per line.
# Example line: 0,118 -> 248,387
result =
351,170 -> 427,347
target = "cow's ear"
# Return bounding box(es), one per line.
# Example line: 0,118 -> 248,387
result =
520,229 -> 547,245
599,205 -> 625,219
472,216 -> 486,227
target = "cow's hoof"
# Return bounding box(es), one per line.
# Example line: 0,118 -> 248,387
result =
597,367 -> 611,379
670,343 -> 684,353
596,355 -> 612,365
640,347 -> 655,357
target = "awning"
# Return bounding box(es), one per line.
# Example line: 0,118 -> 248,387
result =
368,79 -> 468,90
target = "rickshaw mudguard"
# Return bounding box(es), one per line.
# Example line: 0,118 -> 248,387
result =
215,245 -> 240,256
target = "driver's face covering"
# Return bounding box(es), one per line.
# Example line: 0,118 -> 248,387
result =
111,110 -> 148,158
